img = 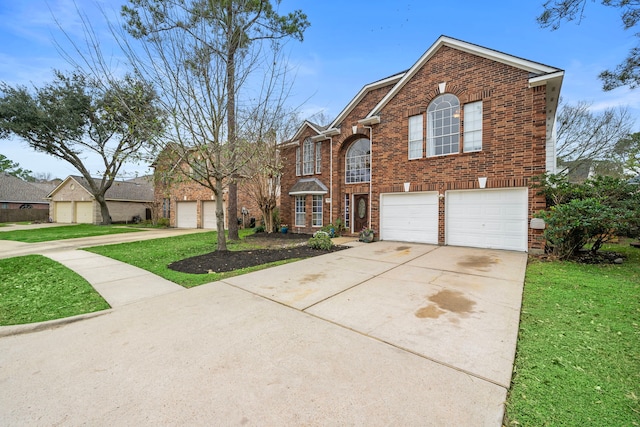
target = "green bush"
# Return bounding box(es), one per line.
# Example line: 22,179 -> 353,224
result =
535,174 -> 640,258
308,231 -> 333,250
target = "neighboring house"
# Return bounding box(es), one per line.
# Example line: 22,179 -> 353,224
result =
0,173 -> 54,222
279,36 -> 564,252
47,175 -> 154,224
153,151 -> 259,229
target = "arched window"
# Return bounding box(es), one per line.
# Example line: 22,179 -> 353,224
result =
345,138 -> 370,183
427,94 -> 460,156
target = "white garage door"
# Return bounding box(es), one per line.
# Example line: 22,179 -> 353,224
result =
446,188 -> 528,252
380,192 -> 439,244
55,202 -> 73,223
202,201 -> 218,230
176,201 -> 197,228
75,202 -> 93,224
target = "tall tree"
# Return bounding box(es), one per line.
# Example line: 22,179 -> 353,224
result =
0,154 -> 34,181
613,131 -> 640,175
538,0 -> 640,90
556,99 -> 634,172
121,0 -> 309,249
0,71 -> 165,224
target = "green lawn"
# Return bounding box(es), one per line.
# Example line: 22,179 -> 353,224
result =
0,224 -> 142,243
506,242 -> 640,426
0,255 -> 110,326
86,229 -> 297,288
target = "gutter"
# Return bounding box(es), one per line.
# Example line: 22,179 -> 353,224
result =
311,128 -> 340,223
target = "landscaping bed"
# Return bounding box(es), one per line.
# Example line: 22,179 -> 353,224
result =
169,232 -> 347,274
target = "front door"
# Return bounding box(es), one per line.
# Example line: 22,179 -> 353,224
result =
353,194 -> 369,233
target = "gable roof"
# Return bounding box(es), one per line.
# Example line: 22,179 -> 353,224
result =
48,175 -> 154,202
366,35 -> 564,120
0,173 -> 51,204
329,71 -> 405,129
282,120 -> 326,147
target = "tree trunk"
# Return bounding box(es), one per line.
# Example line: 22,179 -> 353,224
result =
226,3 -> 239,241
96,195 -> 111,225
215,180 -> 227,251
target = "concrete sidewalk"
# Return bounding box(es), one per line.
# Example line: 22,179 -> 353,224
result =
0,240 -> 526,425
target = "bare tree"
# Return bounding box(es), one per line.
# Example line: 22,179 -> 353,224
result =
120,0 -> 309,250
240,105 -> 299,233
556,99 -> 634,170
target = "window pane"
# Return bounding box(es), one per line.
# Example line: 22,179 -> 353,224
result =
295,196 -> 306,226
464,101 -> 483,152
312,195 -> 323,227
408,115 -> 423,159
345,138 -> 371,183
427,94 -> 460,156
315,142 -> 322,173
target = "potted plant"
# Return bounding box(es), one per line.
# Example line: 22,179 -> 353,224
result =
359,225 -> 375,243
280,224 -> 289,234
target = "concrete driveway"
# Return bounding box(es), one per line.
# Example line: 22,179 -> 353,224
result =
0,240 -> 526,426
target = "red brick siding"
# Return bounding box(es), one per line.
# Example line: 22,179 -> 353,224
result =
282,46 -> 551,250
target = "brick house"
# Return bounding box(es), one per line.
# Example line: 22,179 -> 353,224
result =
279,36 -> 563,252
153,149 -> 259,229
48,175 -> 153,224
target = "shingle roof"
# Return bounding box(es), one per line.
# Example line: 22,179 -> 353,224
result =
288,178 -> 328,195
67,175 -> 154,202
0,173 -> 51,204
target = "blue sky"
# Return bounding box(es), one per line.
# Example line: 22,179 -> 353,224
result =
1,0 -> 638,179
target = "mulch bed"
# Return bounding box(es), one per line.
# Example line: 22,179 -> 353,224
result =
168,232 -> 347,274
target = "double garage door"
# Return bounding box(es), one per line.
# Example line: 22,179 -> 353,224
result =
175,201 -> 219,229
54,201 -> 93,224
380,188 -> 528,251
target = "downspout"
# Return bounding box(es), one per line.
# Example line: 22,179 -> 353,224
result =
363,124 -> 373,228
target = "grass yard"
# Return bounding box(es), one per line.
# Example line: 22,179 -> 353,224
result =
0,255 -> 110,326
85,229 -> 294,288
0,224 -> 142,243
506,242 -> 640,426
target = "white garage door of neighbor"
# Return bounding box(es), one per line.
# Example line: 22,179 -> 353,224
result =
176,201 -> 197,228
446,188 -> 528,252
202,201 -> 218,230
55,202 -> 73,223
380,192 -> 439,244
75,201 -> 93,224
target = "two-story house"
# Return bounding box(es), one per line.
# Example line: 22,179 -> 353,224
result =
279,36 -> 563,252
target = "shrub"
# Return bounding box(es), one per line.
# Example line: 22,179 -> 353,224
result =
254,225 -> 265,233
535,174 -> 640,258
308,231 -> 333,250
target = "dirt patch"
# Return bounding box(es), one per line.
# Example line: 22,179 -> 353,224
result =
168,232 -> 347,274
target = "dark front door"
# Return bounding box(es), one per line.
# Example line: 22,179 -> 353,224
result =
353,194 -> 369,233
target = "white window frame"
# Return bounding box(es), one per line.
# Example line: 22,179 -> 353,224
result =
315,141 -> 322,174
408,114 -> 423,159
303,138 -> 314,175
427,94 -> 460,157
295,147 -> 301,176
345,138 -> 371,184
463,101 -> 483,153
295,196 -> 306,226
312,195 -> 323,227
